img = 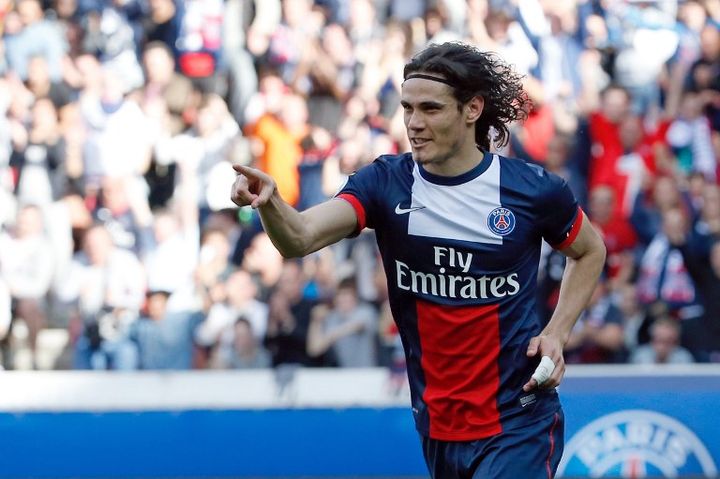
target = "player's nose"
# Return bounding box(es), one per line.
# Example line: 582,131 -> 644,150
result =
406,111 -> 425,132
405,110 -> 425,131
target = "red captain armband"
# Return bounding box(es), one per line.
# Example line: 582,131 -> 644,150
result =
336,193 -> 367,232
552,207 -> 584,250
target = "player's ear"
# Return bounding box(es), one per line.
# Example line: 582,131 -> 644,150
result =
465,96 -> 484,124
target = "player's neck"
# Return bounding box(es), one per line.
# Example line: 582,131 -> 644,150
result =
423,141 -> 485,177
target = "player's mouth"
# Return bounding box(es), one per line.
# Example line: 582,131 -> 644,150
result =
411,138 -> 431,148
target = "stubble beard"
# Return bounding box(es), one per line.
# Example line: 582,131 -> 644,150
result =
413,137 -> 464,168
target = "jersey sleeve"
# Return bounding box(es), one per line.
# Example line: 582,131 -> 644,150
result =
334,158 -> 387,234
537,170 -> 582,249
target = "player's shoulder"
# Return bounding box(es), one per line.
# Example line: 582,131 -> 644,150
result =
343,152 -> 412,192
496,153 -> 546,178
371,152 -> 414,171
496,153 -> 564,188
350,152 -> 413,180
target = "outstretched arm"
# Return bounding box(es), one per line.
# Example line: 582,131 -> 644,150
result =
523,212 -> 606,391
231,165 -> 358,257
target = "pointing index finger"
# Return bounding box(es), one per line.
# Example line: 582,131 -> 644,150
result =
233,164 -> 260,177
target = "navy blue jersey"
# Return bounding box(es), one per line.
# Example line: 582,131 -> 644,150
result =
337,151 -> 582,441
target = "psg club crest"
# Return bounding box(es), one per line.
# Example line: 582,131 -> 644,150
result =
487,207 -> 516,236
558,410 -> 717,478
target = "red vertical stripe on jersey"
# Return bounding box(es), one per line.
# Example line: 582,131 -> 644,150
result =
416,300 -> 502,440
336,193 -> 366,231
545,412 -> 560,479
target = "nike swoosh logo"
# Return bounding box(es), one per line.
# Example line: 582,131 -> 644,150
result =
395,203 -> 426,215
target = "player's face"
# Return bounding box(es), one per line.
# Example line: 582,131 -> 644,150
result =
401,78 -> 468,168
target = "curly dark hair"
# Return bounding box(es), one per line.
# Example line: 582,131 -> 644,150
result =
403,42 -> 531,151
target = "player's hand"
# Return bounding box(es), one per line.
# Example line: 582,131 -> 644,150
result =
522,333 -> 565,392
231,164 -> 277,209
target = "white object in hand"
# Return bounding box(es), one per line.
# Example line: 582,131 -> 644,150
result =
531,356 -> 555,386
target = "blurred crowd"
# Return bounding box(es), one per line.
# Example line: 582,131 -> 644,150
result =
0,0 -> 719,372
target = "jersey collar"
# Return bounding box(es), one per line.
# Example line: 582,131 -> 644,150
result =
417,150 -> 494,186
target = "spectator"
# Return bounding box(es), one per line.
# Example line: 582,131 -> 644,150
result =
11,97 -> 65,206
91,176 -> 151,254
57,224 -> 145,369
306,277 -> 378,367
541,134 -> 586,206
686,24 -> 720,133
301,248 -> 339,303
25,55 -> 73,108
669,224 -> 720,361
50,0 -> 83,48
243,69 -> 287,127
697,182 -> 720,237
615,282 -> 650,354
161,92 -> 240,219
588,184 -> 637,282
586,85 -> 633,210
422,6 -> 462,46
240,231 -> 284,302
136,41 -> 194,136
80,0 -> 144,92
220,0 -> 262,127
666,90 -> 716,180
195,268 -> 269,351
194,227 -> 234,310
353,19 -> 408,134
140,157 -> 199,309
517,1 -> 583,106
264,259 -> 321,367
292,22 -> 355,135
607,0 -> 679,115
630,317 -> 695,365
44,189 -> 92,300
636,207 -> 702,321
245,93 -> 308,207
297,126 -> 335,211
0,204 -> 55,367
266,0 -> 319,85
129,290 -> 203,370
470,4 -> 538,76
4,0 -> 67,81
210,316 -> 271,369
141,0 -> 182,54
631,175 -> 691,247
509,76 -> 555,164
141,207 -> 199,309
565,278 -> 626,364
80,65 -> 152,187
175,0 -> 225,93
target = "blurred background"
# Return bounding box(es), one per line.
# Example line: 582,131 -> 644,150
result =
0,0 -> 719,477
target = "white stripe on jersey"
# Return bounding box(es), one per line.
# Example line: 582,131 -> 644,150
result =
408,155 -> 503,244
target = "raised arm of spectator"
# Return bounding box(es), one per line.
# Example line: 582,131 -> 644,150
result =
707,1 -> 720,23
244,0 -> 282,56
576,48 -> 603,115
668,224 -> 714,285
306,304 -> 368,358
231,165 -> 357,257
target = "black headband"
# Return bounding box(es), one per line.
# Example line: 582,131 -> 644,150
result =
403,73 -> 456,88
